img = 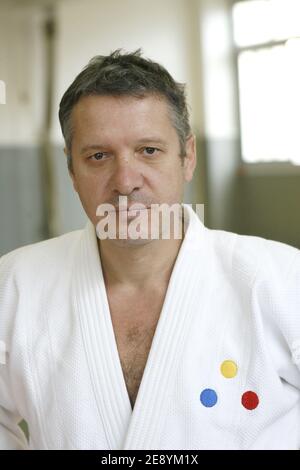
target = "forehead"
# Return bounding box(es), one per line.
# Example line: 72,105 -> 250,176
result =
70,93 -> 178,145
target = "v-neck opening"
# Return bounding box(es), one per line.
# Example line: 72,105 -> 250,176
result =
97,250 -> 168,422
74,204 -> 211,449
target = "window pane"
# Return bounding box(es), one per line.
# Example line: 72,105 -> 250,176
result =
238,41 -> 300,163
233,0 -> 300,47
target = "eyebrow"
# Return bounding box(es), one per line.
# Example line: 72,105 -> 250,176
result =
79,138 -> 168,155
135,137 -> 168,146
79,145 -> 106,155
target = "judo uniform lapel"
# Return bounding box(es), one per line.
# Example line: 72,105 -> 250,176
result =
72,220 -> 132,450
72,204 -> 212,450
123,205 -> 213,449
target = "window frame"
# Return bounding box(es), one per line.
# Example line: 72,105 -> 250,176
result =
231,0 -> 300,173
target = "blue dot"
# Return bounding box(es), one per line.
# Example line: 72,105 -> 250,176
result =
200,388 -> 218,407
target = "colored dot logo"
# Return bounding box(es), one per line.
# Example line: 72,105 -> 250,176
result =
200,388 -> 218,407
199,359 -> 260,410
220,360 -> 238,378
241,391 -> 259,410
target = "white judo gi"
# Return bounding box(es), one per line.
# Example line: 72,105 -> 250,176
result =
0,204 -> 300,450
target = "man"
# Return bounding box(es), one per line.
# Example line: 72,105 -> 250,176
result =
0,49 -> 299,450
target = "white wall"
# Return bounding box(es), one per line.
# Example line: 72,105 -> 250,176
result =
200,0 -> 238,141
198,0 -> 240,229
0,3 -> 46,146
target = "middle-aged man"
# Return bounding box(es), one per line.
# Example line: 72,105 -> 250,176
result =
0,49 -> 299,450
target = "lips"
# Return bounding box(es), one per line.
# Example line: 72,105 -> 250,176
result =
116,206 -> 149,212
115,206 -> 149,220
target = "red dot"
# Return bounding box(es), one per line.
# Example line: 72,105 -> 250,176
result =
241,391 -> 259,410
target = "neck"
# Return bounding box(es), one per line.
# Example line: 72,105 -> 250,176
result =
98,237 -> 183,289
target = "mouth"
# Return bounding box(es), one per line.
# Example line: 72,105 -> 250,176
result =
113,206 -> 149,221
120,207 -> 148,217
115,206 -> 149,212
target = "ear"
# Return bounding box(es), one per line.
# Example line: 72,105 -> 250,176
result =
183,134 -> 197,182
64,147 -> 78,193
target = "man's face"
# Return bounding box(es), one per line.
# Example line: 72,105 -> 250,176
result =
68,93 -> 196,243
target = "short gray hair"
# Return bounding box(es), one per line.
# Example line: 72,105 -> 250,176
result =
59,49 -> 192,172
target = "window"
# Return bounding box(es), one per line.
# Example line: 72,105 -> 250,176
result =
232,0 -> 300,164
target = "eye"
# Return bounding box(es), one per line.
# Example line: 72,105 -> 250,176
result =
142,147 -> 160,156
89,152 -> 106,161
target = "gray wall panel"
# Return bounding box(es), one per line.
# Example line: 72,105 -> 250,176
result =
0,146 -> 46,255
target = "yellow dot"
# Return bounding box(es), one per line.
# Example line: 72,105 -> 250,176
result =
220,360 -> 238,378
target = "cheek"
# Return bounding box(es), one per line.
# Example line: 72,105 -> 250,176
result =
73,174 -> 108,212
74,169 -> 104,191
74,178 -> 108,225
163,162 -> 185,186
150,169 -> 184,201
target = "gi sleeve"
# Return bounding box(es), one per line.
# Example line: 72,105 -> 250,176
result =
0,367 -> 29,449
278,253 -> 300,386
0,254 -> 29,449
261,249 -> 300,390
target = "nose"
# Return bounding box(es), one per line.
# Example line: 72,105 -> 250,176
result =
111,154 -> 144,196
